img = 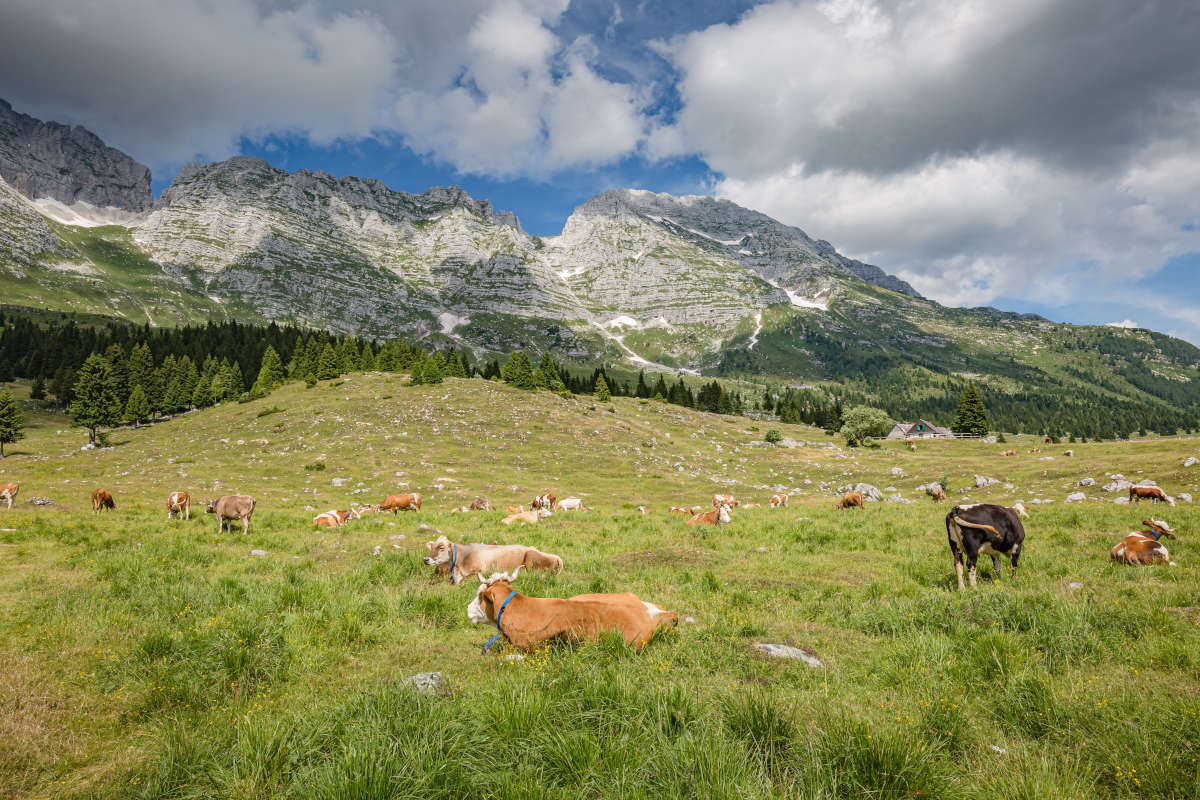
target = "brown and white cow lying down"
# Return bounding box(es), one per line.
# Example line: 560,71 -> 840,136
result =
206,495 -> 255,534
167,491 -> 190,520
687,503 -> 732,526
380,492 -> 422,513
668,506 -> 693,515
506,505 -> 524,514
531,492 -> 556,511
503,508 -> 551,525
1129,486 -> 1175,506
467,568 -> 678,651
769,494 -> 788,508
712,493 -> 739,508
945,504 -> 1025,589
1111,519 -> 1177,566
470,497 -> 492,511
424,535 -> 562,584
837,491 -> 864,510
91,489 -> 115,513
313,508 -> 360,528
1000,449 -> 1017,457
0,482 -> 17,510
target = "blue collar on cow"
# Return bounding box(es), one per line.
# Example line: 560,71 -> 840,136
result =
449,544 -> 458,584
1149,527 -> 1164,540
482,590 -> 517,655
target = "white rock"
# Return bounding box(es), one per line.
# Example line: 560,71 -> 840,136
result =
1066,492 -> 1086,503
249,549 -> 267,557
1184,457 -> 1198,467
753,643 -> 824,668
1178,493 -> 1192,503
890,467 -> 905,477
408,672 -> 445,696
974,475 -> 1000,488
1077,477 -> 1096,487
331,477 -> 348,487
1113,497 -> 1130,504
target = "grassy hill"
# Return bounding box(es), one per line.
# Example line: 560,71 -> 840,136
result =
1,374 -> 1199,798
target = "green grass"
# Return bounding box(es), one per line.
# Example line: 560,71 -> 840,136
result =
0,374 -> 1198,798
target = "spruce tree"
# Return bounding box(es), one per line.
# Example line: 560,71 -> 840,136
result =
191,376 -> 213,408
125,385 -> 150,426
595,374 -> 611,402
424,352 -> 444,384
252,345 -> 285,394
317,344 -> 340,380
70,354 -> 122,444
223,362 -> 244,401
103,344 -> 131,405
29,375 -> 46,401
510,352 -> 535,390
409,356 -> 425,385
0,388 -> 24,457
951,383 -> 990,436
358,342 -> 376,371
127,343 -> 154,398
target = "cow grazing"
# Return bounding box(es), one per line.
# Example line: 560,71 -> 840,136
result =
502,508 -> 551,525
930,486 -> 948,503
91,489 -> 115,513
1111,519 -> 1177,566
1129,486 -> 1175,506
769,494 -> 788,508
556,497 -> 584,511
0,482 -> 17,510
687,503 -> 732,526
469,497 -> 492,511
837,491 -> 864,510
506,505 -> 524,514
712,493 -> 739,508
906,438 -> 917,452
380,492 -> 422,513
531,492 -> 556,511
424,535 -> 562,584
1012,502 -> 1030,519
668,506 -> 693,515
313,508 -> 359,528
1044,436 -> 1053,444
467,568 -> 677,651
945,503 -> 1025,589
166,491 -> 190,520
206,495 -> 255,534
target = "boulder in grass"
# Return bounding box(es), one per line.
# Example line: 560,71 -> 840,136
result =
1066,492 -> 1086,503
753,643 -> 824,668
1184,457 -> 1198,467
409,672 -> 446,696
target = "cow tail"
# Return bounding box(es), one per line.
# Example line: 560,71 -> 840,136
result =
952,516 -> 1004,546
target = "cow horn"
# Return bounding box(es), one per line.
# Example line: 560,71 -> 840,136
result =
509,565 -> 523,581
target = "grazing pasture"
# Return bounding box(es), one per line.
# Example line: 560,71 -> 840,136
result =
0,374 -> 1198,799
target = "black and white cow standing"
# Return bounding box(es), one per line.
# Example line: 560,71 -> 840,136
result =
945,504 -> 1025,589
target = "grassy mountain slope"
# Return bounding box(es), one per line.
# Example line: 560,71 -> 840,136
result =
1,374 -> 1199,798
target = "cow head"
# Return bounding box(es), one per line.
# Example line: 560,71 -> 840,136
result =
716,503 -> 732,524
1145,519 -> 1177,540
467,567 -> 523,624
205,499 -> 217,513
423,535 -> 453,566
537,508 -> 552,519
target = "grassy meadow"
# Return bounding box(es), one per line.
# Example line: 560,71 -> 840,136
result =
1,373 -> 1198,799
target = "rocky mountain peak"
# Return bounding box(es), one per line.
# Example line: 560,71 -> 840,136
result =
0,98 -> 152,213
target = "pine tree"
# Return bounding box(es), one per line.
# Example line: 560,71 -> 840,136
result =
409,356 -> 425,385
191,376 -> 213,408
178,357 -> 201,405
358,342 -> 376,371
317,344 -> 340,380
103,344 -> 131,405
127,343 -> 154,399
951,383 -> 990,436
223,361 -> 244,401
286,335 -> 308,378
70,354 -> 122,444
336,338 -> 358,373
424,352 -> 444,384
0,388 -> 24,457
445,350 -> 467,379
0,358 -> 12,384
124,385 -> 150,426
508,352 -> 535,390
252,345 -> 285,394
29,374 -> 46,401
595,373 -> 611,402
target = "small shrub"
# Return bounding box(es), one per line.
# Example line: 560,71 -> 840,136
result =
256,405 -> 284,418
764,428 -> 783,444
304,461 -> 326,472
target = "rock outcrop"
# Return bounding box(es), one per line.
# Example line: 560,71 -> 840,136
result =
0,99 -> 151,214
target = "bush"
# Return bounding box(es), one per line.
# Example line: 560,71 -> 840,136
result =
304,461 -> 326,472
256,405 -> 284,418
764,428 -> 783,444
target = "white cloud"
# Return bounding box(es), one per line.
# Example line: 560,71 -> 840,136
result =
1107,320 -> 1139,329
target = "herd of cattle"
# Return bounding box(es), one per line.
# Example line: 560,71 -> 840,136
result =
0,474 -> 1185,652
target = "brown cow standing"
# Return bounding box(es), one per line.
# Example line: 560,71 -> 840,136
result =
930,486 -> 947,503
1129,486 -> 1175,506
0,482 -> 17,510
1111,519 -> 1176,566
837,491 -> 864,510
380,493 -> 422,513
769,494 -> 788,508
167,491 -> 190,520
531,492 -> 556,511
91,489 -> 115,513
206,495 -> 255,534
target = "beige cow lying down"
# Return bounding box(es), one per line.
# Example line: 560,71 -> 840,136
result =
424,534 -> 563,584
467,567 -> 678,651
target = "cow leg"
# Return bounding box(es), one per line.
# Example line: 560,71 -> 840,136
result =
966,553 -> 979,588
242,516 -> 249,535
991,554 -> 1002,580
952,548 -> 965,590
1009,544 -> 1020,579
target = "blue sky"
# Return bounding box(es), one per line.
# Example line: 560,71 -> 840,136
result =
4,0 -> 1199,343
